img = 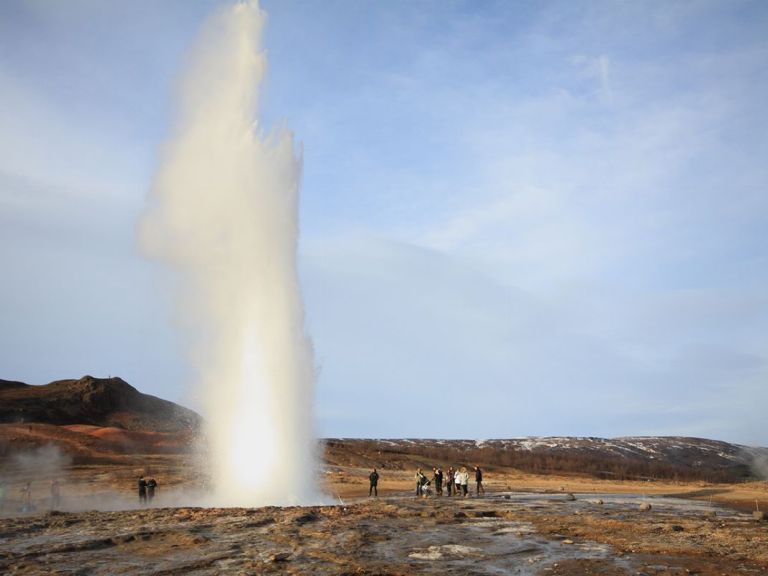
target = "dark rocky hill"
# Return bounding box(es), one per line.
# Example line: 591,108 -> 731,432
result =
0,375 -> 201,433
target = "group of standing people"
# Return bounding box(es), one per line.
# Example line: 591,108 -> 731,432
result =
419,466 -> 484,497
367,466 -> 485,498
137,476 -> 158,505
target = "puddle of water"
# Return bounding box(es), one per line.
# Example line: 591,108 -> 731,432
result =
409,544 -> 483,560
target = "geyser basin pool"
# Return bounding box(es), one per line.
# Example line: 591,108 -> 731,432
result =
139,0 -> 316,506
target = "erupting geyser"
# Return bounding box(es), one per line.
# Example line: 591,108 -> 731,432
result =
139,1 -> 317,506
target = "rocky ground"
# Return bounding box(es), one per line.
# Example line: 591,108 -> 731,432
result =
1,488 -> 766,575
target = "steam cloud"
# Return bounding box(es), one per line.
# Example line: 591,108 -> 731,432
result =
139,1 -> 317,506
743,447 -> 768,480
12,445 -> 71,479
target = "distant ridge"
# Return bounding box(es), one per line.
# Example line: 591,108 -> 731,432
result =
323,437 -> 768,483
0,375 -> 201,433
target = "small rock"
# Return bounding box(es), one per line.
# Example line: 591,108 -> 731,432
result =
639,502 -> 652,511
671,524 -> 684,532
270,552 -> 291,563
504,495 -> 511,500
294,511 -> 320,524
564,493 -> 576,501
753,511 -> 766,521
595,499 -> 604,505
562,539 -> 574,544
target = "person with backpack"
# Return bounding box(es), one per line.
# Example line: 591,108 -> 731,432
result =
369,468 -> 379,497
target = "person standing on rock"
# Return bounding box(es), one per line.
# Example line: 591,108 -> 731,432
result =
445,467 -> 454,496
147,478 -> 158,503
138,476 -> 148,505
368,468 -> 379,497
474,466 -> 485,496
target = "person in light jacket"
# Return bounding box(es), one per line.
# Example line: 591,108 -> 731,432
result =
460,467 -> 469,497
415,469 -> 426,496
455,469 -> 462,496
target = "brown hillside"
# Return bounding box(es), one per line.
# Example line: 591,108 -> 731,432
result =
0,375 -> 201,433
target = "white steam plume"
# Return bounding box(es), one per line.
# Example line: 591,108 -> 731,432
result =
139,1 -> 317,506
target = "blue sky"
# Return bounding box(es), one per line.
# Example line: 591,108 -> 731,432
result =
1,0 -> 767,444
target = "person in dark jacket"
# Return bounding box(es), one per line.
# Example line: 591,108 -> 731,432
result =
433,468 -> 443,496
446,467 -> 454,496
369,468 -> 379,497
147,478 -> 158,502
475,466 -> 485,496
138,476 -> 148,505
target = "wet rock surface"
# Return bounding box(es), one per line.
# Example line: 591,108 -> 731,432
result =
1,494 -> 766,575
